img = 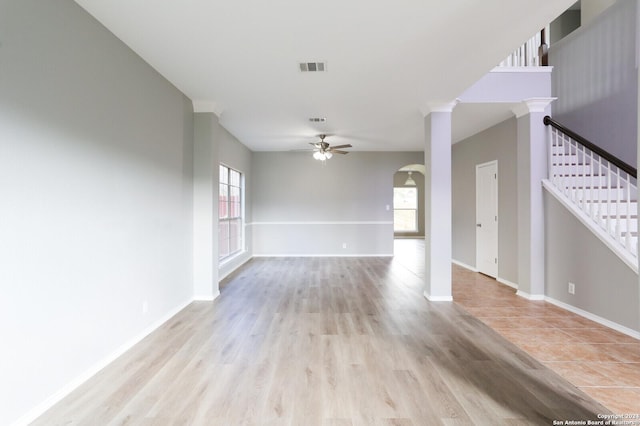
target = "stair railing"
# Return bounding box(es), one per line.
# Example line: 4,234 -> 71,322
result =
498,28 -> 549,67
544,116 -> 638,258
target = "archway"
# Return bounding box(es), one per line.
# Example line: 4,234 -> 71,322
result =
393,164 -> 425,273
393,164 -> 425,238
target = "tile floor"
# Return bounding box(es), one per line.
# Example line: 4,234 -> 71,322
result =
392,239 -> 639,414
452,264 -> 640,414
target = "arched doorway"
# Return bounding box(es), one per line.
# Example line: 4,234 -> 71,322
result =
393,164 -> 425,273
393,164 -> 425,238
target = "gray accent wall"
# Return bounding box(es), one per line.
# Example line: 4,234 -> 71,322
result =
250,151 -> 423,256
550,0 -> 638,167
0,1 -> 194,424
452,117 -> 519,285
545,192 -> 640,332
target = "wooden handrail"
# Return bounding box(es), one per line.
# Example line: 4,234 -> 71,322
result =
543,116 -> 637,178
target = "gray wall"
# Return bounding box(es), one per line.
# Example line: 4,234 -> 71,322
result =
193,113 -> 220,298
545,193 -> 640,332
550,8 -> 581,44
581,0 -> 616,26
547,0 -> 639,334
452,117 -> 519,285
550,0 -> 637,167
393,171 -> 425,237
0,1 -> 194,424
250,151 -> 423,256
219,126 -> 253,279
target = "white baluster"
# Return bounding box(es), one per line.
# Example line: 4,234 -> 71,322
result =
579,143 -> 585,211
547,118 -> 638,260
558,131 -> 564,190
606,162 -> 612,233
595,156 -> 602,222
615,167 -> 622,246
625,173 -> 632,251
499,30 -> 545,68
570,139 -> 580,201
563,133 -> 569,197
547,127 -> 558,181
589,150 -> 595,219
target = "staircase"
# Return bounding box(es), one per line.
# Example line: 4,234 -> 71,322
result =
543,116 -> 638,272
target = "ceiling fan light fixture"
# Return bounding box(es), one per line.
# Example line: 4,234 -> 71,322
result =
313,151 -> 325,161
405,171 -> 416,186
307,134 -> 351,161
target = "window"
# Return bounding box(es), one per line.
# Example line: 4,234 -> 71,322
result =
219,165 -> 243,260
393,187 -> 418,232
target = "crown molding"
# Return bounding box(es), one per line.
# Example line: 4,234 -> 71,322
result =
192,100 -> 224,116
420,99 -> 459,116
511,97 -> 556,118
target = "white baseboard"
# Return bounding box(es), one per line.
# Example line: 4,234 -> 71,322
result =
252,253 -> 394,258
544,296 -> 640,340
219,256 -> 252,282
423,291 -> 453,302
451,259 -> 477,272
452,260 -> 518,291
193,290 -> 219,301
497,277 -> 518,290
394,236 -> 425,239
451,259 -> 638,339
516,290 -> 545,301
12,299 -> 194,426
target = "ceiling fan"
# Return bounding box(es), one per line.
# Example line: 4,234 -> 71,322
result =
309,134 -> 352,161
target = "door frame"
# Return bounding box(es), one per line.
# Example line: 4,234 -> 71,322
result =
475,160 -> 498,277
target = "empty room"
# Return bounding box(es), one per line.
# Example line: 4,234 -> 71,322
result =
2,0 -> 639,424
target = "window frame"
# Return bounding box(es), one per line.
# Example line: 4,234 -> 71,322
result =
219,164 -> 243,261
393,186 -> 419,233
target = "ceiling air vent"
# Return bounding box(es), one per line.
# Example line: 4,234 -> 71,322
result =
308,117 -> 327,123
299,62 -> 326,72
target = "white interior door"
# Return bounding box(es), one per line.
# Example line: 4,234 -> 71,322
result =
476,161 -> 498,278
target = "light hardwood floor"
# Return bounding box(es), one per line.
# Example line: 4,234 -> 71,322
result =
33,253 -> 613,425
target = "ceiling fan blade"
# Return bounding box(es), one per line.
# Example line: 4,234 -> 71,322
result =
331,150 -> 349,155
329,144 -> 352,149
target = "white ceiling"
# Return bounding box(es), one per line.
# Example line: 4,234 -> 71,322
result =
74,0 -> 576,151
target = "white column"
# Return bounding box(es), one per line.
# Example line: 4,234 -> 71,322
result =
193,105 -> 221,300
512,98 -> 555,300
423,102 -> 456,302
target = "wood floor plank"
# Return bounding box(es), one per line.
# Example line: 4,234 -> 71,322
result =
32,256 -> 612,425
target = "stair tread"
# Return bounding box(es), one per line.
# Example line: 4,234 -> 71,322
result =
548,141 -> 638,259
552,161 -> 590,164
555,173 -> 604,177
567,185 -> 622,189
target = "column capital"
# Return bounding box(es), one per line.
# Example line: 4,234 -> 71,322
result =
192,100 -> 224,117
511,97 -> 556,118
420,99 -> 459,116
